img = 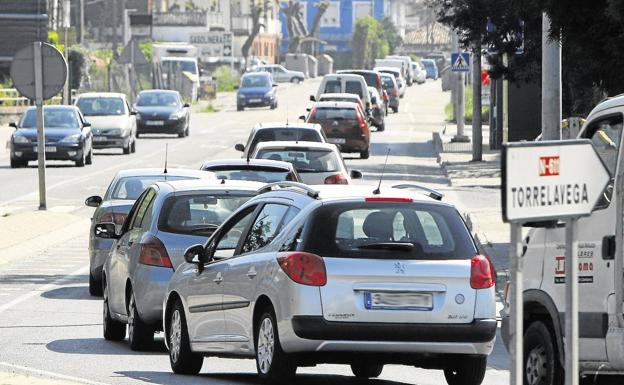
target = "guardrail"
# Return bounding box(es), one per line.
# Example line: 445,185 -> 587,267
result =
0,89 -> 77,115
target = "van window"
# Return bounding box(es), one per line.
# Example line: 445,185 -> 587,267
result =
324,80 -> 342,94
345,81 -> 364,99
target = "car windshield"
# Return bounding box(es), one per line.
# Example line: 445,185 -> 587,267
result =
256,148 -> 340,173
159,193 -> 253,236
313,107 -> 358,121
136,93 -> 180,107
162,59 -> 197,75
110,175 -> 194,200
241,76 -> 270,88
205,167 -> 294,183
76,97 -> 125,116
20,108 -> 80,129
305,202 -> 477,260
250,129 -> 322,152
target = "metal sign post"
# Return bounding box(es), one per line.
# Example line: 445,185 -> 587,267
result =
33,42 -> 46,210
503,140 -> 610,385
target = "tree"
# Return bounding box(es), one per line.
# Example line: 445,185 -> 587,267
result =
352,17 -> 393,69
241,0 -> 276,68
281,1 -> 330,54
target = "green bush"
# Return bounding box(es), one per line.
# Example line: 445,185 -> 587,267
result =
445,87 -> 490,124
213,66 -> 239,93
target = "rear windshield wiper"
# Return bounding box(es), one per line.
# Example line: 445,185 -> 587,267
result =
357,242 -> 414,251
188,224 -> 219,233
295,168 -> 319,173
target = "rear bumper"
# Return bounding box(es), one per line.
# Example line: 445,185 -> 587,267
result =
132,265 -> 173,328
328,138 -> 369,153
291,316 -> 497,343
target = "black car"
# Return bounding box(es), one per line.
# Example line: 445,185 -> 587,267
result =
9,105 -> 93,168
134,90 -> 190,138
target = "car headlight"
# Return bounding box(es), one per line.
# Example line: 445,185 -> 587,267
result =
12,135 -> 29,144
264,91 -> 274,98
61,133 -> 81,143
169,111 -> 185,120
237,94 -> 246,99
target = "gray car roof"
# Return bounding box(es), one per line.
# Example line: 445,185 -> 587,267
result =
113,168 -> 213,179
200,158 -> 296,170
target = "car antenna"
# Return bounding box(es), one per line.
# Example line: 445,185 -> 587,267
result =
373,148 -> 391,195
286,104 -> 289,125
164,144 -> 168,179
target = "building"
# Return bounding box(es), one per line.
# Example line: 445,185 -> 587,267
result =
0,0 -> 48,68
279,0 -> 385,54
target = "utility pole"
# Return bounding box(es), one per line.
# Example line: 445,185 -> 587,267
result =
541,13 -> 562,140
112,0 -> 119,59
472,42 -> 482,161
79,0 -> 84,45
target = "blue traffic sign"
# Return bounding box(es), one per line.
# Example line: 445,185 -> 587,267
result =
451,52 -> 471,72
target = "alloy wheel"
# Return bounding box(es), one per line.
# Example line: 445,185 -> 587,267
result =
257,317 -> 275,374
526,346 -> 547,385
170,309 -> 182,364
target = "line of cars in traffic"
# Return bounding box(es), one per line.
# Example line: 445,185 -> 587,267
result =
83,64 -> 497,385
8,89 -> 191,168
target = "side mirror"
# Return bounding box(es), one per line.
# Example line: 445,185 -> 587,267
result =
94,223 -> 119,239
184,244 -> 205,264
298,115 -> 306,121
130,110 -> 137,115
85,195 -> 103,207
83,122 -> 92,128
272,84 -> 278,88
9,122 -> 17,129
183,103 -> 191,108
309,95 -> 316,102
234,143 -> 245,152
306,108 -> 311,112
350,169 -> 363,179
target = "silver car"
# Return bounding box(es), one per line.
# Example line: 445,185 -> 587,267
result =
98,179 -> 263,350
163,183 -> 497,384
85,168 -> 214,296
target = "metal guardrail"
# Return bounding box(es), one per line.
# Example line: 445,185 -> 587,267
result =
0,89 -> 77,115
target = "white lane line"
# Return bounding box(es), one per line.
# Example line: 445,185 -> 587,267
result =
0,362 -> 112,385
0,265 -> 88,314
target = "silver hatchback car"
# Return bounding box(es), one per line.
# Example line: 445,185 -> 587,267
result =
98,179 -> 263,350
163,183 -> 497,384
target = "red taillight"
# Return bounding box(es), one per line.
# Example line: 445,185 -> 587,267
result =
383,91 -> 389,101
277,252 -> 327,286
309,109 -> 316,120
470,255 -> 496,289
365,197 -> 413,202
358,113 -> 367,129
101,212 -> 127,226
139,235 -> 173,269
324,173 -> 349,184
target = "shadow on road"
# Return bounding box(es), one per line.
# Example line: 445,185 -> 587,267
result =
115,370 -> 414,385
46,337 -> 168,355
41,286 -> 98,300
370,142 -> 438,158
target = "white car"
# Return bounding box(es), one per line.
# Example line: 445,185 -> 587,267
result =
255,64 -> 305,83
251,141 -> 362,185
375,67 -> 406,98
75,92 -> 137,154
163,183 -> 496,385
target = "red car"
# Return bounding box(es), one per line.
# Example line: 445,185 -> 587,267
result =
306,101 -> 371,159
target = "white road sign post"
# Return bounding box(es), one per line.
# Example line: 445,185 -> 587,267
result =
503,139 -> 611,385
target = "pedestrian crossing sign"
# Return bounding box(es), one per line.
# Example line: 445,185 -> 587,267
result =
451,52 -> 471,72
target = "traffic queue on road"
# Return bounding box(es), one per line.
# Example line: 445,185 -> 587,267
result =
71,57 -> 499,385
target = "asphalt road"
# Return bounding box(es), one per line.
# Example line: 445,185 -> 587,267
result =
0,78 -> 510,385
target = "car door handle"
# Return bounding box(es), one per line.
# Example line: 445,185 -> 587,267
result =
213,273 -> 223,284
246,269 -> 257,279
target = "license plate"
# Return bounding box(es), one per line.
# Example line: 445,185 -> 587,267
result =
93,136 -> 107,142
364,292 -> 433,311
45,146 -> 56,153
328,138 -> 346,144
249,98 -> 262,103
146,120 -> 164,126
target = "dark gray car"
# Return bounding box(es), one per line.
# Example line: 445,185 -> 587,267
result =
99,179 -> 263,350
85,168 -> 214,296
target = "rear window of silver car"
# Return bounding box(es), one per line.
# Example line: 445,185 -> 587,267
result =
109,176 -> 194,200
159,193 -> 253,236
256,149 -> 341,173
204,167 -> 295,183
304,202 -> 477,260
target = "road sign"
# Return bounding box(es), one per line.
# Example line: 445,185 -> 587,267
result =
10,43 -> 67,100
117,39 -> 148,65
451,52 -> 470,72
502,140 -> 610,222
189,32 -> 233,59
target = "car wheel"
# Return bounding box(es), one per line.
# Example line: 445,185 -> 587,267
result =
135,132 -> 141,139
103,283 -> 126,341
351,363 -> 383,379
360,149 -> 370,159
377,122 -> 385,132
237,104 -> 244,112
291,78 -> 300,84
392,106 -> 399,113
123,142 -> 131,154
443,356 -> 487,385
177,130 -> 185,138
255,309 -> 296,384
89,273 -> 102,296
168,300 -> 203,374
270,102 -> 276,110
10,158 -> 22,168
85,150 -> 93,165
523,321 -> 560,385
185,126 -> 190,137
75,151 -> 85,167
128,292 -> 154,351
131,140 -> 136,153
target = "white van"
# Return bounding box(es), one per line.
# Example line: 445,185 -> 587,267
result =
386,55 -> 415,86
501,94 -> 624,383
312,74 -> 371,112
152,43 -> 200,101
375,58 -> 408,84
374,66 -> 406,98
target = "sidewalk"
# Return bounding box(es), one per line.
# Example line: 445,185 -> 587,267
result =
433,124 -> 510,278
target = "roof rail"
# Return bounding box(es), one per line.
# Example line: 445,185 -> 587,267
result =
392,184 -> 444,201
257,182 -> 320,199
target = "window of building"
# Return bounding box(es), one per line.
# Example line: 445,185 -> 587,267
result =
321,1 -> 340,28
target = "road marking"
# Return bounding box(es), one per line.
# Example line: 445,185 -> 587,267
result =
0,265 -> 88,314
0,362 -> 112,385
